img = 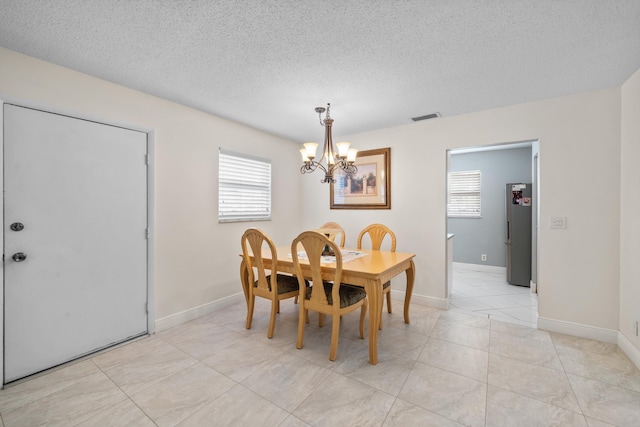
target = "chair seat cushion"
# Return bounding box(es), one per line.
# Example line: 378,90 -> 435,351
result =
305,282 -> 367,308
255,274 -> 308,294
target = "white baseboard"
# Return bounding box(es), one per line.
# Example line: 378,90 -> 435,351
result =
153,292 -> 640,371
391,289 -> 449,310
155,292 -> 245,332
453,262 -> 506,275
537,316 -> 618,344
618,332 -> 640,371
157,289 -> 449,333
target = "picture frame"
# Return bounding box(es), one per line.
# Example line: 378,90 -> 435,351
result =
330,147 -> 391,209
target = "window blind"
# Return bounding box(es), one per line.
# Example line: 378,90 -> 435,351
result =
447,170 -> 481,218
219,149 -> 271,222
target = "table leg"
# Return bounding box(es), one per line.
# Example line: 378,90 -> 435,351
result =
367,280 -> 382,365
240,259 -> 249,309
403,259 -> 416,324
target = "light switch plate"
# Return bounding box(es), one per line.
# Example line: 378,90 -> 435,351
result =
550,216 -> 567,229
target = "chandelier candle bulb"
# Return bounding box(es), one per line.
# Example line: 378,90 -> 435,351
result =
336,141 -> 351,158
303,142 -> 318,159
347,148 -> 358,163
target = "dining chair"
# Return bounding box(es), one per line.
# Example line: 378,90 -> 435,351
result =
292,231 -> 367,361
241,228 -> 308,339
320,222 -> 346,247
294,222 -> 346,305
357,223 -> 396,329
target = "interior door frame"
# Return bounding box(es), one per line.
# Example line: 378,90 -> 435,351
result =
445,139 -> 539,300
0,94 -> 156,387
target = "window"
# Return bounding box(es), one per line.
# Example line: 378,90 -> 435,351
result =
219,149 -> 271,222
447,170 -> 481,218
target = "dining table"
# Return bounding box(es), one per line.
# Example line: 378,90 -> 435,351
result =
240,245 -> 416,365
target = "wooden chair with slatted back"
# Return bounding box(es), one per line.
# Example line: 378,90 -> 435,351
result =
296,222 -> 346,305
357,223 -> 396,329
241,228 -> 308,339
320,222 -> 346,248
292,231 -> 367,361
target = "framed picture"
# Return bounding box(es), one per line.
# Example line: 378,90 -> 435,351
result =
330,147 -> 391,209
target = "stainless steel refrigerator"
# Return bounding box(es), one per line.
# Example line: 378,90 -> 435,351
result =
506,183 -> 532,287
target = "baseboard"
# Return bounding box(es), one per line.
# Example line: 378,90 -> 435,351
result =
391,289 -> 449,310
155,292 -> 245,332
158,288 -> 449,333
618,332 -> 640,370
537,316 -> 618,344
453,262 -> 506,275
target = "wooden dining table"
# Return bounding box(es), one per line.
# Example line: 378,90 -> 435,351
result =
240,246 -> 416,365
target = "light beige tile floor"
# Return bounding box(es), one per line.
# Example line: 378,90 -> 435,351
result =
450,263 -> 539,327
1,297 -> 639,426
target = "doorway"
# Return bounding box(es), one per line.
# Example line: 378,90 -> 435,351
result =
446,141 -> 539,327
2,102 -> 154,384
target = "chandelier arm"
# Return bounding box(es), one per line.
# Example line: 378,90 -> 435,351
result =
338,162 -> 358,175
300,160 -> 328,175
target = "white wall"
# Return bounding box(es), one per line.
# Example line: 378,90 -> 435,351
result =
0,46 -> 631,337
301,88 -> 622,330
0,47 -> 304,322
620,67 -> 640,353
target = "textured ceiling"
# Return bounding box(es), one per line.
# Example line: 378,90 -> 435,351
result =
1,1 -> 639,142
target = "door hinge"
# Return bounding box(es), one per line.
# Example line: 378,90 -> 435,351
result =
145,154 -> 150,165
145,302 -> 149,314
145,228 -> 149,239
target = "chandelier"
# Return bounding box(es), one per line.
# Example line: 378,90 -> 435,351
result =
299,103 -> 358,183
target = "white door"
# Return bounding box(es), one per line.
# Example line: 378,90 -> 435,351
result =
3,104 -> 149,383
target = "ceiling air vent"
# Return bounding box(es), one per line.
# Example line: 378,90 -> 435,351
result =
411,112 -> 441,122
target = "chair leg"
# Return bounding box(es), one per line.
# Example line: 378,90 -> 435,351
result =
319,313 -> 325,327
359,300 -> 367,339
267,299 -> 278,339
329,314 -> 340,361
386,288 -> 393,313
296,300 -> 306,350
276,300 -> 281,313
246,295 -> 255,329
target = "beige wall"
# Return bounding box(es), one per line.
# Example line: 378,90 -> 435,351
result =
620,67 -> 640,352
301,87 -> 623,331
0,46 -> 632,336
0,47 -> 304,321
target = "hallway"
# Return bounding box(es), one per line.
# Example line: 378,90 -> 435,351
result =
450,263 -> 538,328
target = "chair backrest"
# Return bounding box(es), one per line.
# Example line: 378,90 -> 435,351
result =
241,228 -> 277,293
320,222 -> 346,247
292,231 -> 342,307
357,223 -> 396,252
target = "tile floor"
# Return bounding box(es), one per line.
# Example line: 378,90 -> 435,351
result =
1,295 -> 640,426
449,263 -> 539,328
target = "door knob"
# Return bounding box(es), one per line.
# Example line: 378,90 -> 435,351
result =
10,222 -> 24,231
12,252 -> 27,262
